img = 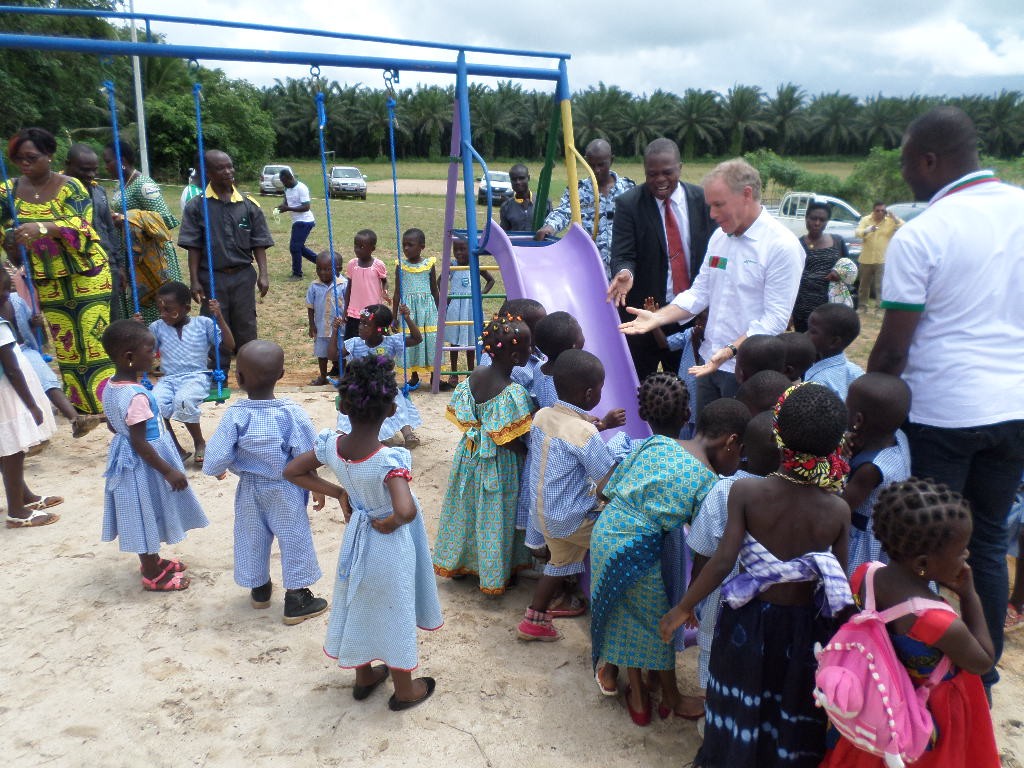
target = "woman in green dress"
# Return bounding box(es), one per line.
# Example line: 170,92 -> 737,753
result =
103,141 -> 182,323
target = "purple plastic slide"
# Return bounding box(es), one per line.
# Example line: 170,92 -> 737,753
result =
486,223 -> 651,440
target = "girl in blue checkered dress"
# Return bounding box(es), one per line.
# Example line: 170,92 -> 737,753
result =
285,354 -> 442,711
99,320 -> 208,592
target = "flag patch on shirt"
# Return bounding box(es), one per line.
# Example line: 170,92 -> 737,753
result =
709,255 -> 728,270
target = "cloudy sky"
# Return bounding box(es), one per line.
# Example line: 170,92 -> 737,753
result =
130,0 -> 1024,98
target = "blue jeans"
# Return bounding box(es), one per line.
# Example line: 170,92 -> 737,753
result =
289,221 -> 317,276
904,419 -> 1024,688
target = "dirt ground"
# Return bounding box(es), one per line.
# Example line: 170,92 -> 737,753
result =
3,386 -> 1023,767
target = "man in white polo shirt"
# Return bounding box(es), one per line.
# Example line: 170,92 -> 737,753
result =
869,106 -> 1024,695
616,158 -> 804,413
277,168 -> 317,279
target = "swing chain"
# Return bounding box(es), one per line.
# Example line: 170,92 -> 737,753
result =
382,68 -> 399,97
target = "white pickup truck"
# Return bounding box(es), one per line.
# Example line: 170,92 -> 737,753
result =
770,192 -> 863,259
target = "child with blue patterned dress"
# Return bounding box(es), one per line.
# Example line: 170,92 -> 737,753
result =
0,267 -> 103,438
99,320 -> 208,592
148,281 -> 235,467
393,228 -> 437,388
203,340 -> 329,625
444,238 -> 495,387
433,314 -> 536,595
284,355 -> 442,711
589,374 -> 743,724
804,303 -> 864,401
660,382 -> 853,766
307,250 -> 348,386
336,304 -> 423,448
843,372 -> 912,573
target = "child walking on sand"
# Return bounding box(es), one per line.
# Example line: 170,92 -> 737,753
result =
0,307 -> 60,528
820,478 -> 1000,767
589,377 -> 745,725
203,340 -> 329,625
844,372 -> 912,573
445,237 -> 494,387
336,304 -> 423,448
343,230 -> 388,340
99,320 -> 208,591
393,228 -> 437,388
284,355 -> 442,711
660,382 -> 853,766
149,281 -> 235,466
307,250 -> 348,386
433,313 -> 535,595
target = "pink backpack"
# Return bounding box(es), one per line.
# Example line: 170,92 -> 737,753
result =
813,562 -> 956,767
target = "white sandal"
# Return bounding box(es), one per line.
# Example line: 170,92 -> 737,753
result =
6,509 -> 60,528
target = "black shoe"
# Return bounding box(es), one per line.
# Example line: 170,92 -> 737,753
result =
251,579 -> 272,609
283,588 -> 328,625
388,677 -> 436,711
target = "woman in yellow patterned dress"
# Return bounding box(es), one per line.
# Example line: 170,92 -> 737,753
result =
1,128 -> 114,414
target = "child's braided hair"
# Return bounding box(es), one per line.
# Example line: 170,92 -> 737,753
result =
873,477 -> 972,563
480,313 -> 528,356
336,354 -> 398,423
637,372 -> 689,429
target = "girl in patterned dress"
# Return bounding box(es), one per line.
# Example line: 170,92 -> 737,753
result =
392,228 -> 437,388
284,355 -> 442,711
589,374 -> 742,724
659,383 -> 853,767
433,314 -> 535,595
336,304 -> 423,448
444,237 -> 495,387
844,373 -> 912,573
99,320 -> 208,592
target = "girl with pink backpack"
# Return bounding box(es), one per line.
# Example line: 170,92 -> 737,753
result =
819,478 -> 999,768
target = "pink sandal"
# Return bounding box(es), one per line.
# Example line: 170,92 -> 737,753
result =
142,562 -> 190,592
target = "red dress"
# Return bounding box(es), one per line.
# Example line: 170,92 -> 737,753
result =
819,565 -> 1000,768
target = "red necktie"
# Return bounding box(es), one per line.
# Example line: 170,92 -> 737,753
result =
664,199 -> 689,295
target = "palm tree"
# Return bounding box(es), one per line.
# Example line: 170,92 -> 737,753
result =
670,89 -> 722,160
857,95 -> 906,150
720,84 -> 769,156
974,90 -> 1024,158
765,83 -> 808,154
406,85 -> 453,159
571,83 -> 632,149
351,88 -> 404,158
615,94 -> 669,157
808,91 -> 860,154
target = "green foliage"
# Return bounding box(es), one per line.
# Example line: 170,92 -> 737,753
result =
840,147 -> 910,208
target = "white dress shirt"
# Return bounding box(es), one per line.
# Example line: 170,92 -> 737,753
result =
672,207 -> 804,373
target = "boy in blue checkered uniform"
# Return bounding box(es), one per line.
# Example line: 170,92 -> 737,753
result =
307,250 -> 348,386
803,303 -> 864,401
517,349 -> 619,642
148,281 -> 235,466
203,340 -> 329,625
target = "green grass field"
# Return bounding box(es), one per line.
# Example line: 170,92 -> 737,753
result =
146,156 -> 876,384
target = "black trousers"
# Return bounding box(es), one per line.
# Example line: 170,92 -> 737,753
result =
199,265 -> 258,374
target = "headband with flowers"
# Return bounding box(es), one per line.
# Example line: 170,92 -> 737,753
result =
772,382 -> 849,492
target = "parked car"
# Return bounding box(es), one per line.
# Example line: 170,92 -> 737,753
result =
476,171 -> 513,205
772,191 -> 863,259
259,164 -> 291,196
329,166 -> 367,200
886,201 -> 928,222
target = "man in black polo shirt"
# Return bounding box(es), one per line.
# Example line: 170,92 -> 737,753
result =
179,149 -> 273,374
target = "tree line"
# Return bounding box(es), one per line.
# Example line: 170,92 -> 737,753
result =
2,1 -> 1022,184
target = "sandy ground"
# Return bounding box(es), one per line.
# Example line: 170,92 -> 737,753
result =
3,386 -> 1024,767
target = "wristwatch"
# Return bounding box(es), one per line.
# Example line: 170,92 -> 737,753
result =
725,343 -> 738,357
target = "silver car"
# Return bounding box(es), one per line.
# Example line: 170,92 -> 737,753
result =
259,164 -> 292,196
477,171 -> 513,205
329,166 -> 367,200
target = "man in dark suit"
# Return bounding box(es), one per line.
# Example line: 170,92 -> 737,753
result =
607,138 -> 713,380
